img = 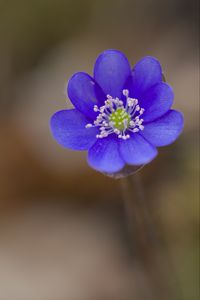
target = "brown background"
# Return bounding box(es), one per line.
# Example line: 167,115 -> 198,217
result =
0,0 -> 199,299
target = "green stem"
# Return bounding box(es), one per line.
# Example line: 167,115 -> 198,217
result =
120,173 -> 183,300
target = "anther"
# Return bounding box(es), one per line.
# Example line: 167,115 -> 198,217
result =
85,124 -> 93,128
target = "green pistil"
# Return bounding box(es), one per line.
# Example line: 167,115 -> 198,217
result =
109,108 -> 131,130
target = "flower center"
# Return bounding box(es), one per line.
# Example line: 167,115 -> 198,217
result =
86,89 -> 145,140
109,108 -> 131,131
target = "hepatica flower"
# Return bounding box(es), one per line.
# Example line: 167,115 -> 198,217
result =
50,50 -> 184,175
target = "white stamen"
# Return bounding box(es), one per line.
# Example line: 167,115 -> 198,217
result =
122,89 -> 129,96
85,124 -> 93,128
86,89 -> 145,140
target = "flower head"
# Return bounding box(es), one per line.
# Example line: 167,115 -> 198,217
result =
50,50 -> 184,175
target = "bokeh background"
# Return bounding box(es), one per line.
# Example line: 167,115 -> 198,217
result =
0,0 -> 199,299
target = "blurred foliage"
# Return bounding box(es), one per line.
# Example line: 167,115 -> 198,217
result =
0,0 -> 93,73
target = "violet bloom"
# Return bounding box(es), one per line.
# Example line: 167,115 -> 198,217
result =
50,50 -> 184,174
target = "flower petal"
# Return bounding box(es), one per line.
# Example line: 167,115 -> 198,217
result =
67,72 -> 105,119
141,110 -> 184,146
94,49 -> 131,98
119,133 -> 158,165
132,56 -> 162,98
140,82 -> 174,123
50,109 -> 97,150
88,136 -> 125,173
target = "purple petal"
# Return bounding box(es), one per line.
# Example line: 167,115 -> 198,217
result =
132,56 -> 162,98
88,136 -> 125,173
140,82 -> 174,123
50,109 -> 97,150
141,110 -> 184,146
94,49 -> 131,98
67,72 -> 105,119
119,133 -> 158,165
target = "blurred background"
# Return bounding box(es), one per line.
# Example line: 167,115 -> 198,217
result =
0,0 -> 199,299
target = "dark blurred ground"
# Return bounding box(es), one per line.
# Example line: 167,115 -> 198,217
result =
0,0 -> 199,299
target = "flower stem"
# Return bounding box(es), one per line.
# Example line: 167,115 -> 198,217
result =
120,174 -> 183,300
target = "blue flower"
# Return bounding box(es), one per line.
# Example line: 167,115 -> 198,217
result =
50,49 -> 184,174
